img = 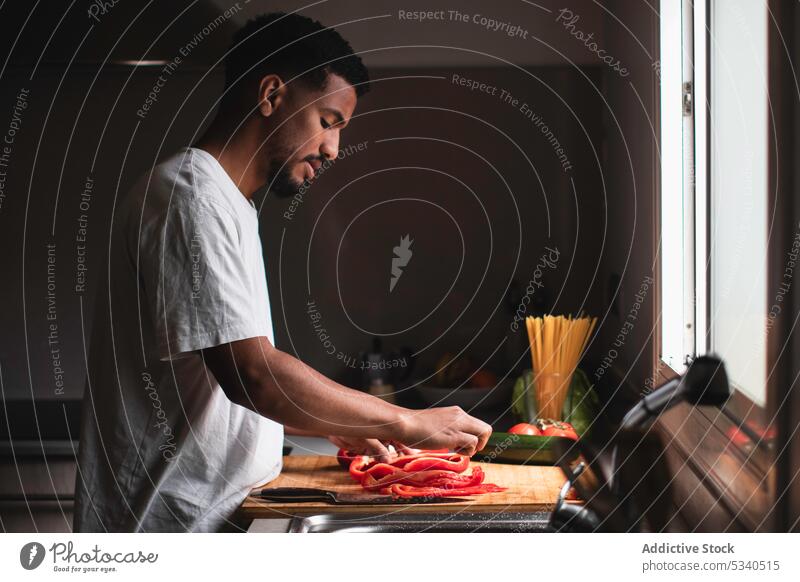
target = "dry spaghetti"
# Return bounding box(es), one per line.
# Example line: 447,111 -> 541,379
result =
525,314 -> 597,420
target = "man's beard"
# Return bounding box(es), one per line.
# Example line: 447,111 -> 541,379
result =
266,158 -> 303,199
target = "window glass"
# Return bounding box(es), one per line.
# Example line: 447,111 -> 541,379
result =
709,0 -> 768,405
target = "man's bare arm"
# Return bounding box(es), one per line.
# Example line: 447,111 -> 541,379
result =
283,426 -> 322,437
201,336 -> 492,455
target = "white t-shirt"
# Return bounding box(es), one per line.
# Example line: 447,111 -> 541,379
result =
74,147 -> 283,532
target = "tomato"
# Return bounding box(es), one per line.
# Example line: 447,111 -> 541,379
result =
535,418 -> 559,430
541,421 -> 578,440
507,423 -> 542,436
542,427 -> 578,440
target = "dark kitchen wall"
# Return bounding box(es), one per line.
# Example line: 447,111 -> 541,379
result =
0,0 -> 610,402
0,63 -> 226,402
261,65 -> 606,386
590,0 -> 660,397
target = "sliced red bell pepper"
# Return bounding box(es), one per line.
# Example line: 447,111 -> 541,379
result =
347,451 -> 503,499
348,453 -> 470,482
379,452 -> 464,470
348,455 -> 373,482
389,483 -> 507,498
360,467 -> 486,492
402,454 -> 470,473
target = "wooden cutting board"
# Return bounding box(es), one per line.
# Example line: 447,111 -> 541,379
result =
238,455 -> 571,518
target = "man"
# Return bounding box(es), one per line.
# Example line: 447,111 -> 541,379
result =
74,13 -> 491,533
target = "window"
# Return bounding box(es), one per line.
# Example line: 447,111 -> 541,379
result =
659,0 -> 769,406
658,0 -> 689,372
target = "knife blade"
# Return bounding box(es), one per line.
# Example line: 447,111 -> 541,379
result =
254,487 -> 468,505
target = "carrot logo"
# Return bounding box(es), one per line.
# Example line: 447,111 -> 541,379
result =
19,542 -> 45,570
389,235 -> 413,292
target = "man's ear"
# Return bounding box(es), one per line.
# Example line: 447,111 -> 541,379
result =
257,74 -> 285,118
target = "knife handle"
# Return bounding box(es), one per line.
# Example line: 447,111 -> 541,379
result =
257,487 -> 335,503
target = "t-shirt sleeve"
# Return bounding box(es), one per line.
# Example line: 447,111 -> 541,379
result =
148,196 -> 268,361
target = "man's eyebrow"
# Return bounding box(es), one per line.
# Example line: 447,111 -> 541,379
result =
322,107 -> 346,126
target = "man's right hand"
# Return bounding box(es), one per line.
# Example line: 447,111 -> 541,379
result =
397,406 -> 492,456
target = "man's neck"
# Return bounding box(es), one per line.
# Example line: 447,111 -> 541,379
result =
195,122 -> 263,199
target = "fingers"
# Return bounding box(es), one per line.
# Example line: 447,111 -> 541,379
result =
363,438 -> 392,462
449,407 -> 492,455
469,417 -> 492,452
475,425 -> 492,452
454,433 -> 479,457
392,441 -> 415,455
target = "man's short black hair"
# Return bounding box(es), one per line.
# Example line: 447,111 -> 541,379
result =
223,12 -> 370,105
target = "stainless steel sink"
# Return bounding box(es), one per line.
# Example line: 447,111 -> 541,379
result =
287,511 -> 552,533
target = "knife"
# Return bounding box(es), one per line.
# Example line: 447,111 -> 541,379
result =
253,487 -> 468,505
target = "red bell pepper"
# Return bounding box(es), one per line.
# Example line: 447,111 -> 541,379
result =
401,454 -> 470,473
348,452 -> 470,482
389,483 -> 506,498
360,467 -> 486,492
348,455 -> 373,482
348,451 -> 503,498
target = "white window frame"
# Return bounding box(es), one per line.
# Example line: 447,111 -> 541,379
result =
659,0 -> 768,406
660,0 -> 700,372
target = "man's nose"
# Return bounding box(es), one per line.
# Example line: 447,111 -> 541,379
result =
320,132 -> 339,161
